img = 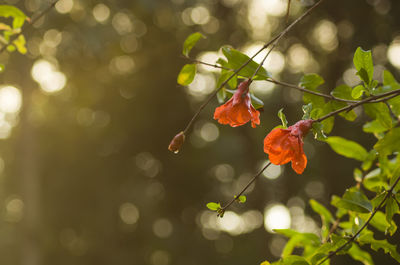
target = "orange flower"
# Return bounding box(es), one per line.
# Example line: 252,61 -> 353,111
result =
214,79 -> 260,128
263,119 -> 314,174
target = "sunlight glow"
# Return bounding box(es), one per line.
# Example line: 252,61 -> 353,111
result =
93,3 -> 110,23
0,86 -> 22,113
262,163 -> 282,180
31,60 -> 66,93
55,0 -> 74,14
119,202 -> 139,225
312,20 -> 338,52
264,204 -> 291,232
387,42 -> 400,69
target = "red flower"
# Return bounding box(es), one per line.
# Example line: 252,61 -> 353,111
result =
214,79 -> 260,128
263,119 -> 314,174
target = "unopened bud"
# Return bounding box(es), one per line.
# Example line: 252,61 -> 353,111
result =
168,131 -> 185,154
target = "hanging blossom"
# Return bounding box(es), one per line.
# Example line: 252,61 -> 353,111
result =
214,79 -> 260,128
264,119 -> 314,174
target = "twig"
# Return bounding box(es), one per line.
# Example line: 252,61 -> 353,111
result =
218,162 -> 271,216
316,89 -> 400,122
181,0 -> 325,134
322,217 -> 341,244
317,174 -> 400,265
0,0 -> 60,55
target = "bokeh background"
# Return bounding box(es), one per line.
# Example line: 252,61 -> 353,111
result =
0,0 -> 399,264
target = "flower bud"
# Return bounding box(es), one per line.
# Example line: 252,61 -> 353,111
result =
168,131 -> 185,154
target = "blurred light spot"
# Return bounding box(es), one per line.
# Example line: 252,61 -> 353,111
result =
0,119 -> 12,139
214,234 -> 234,253
197,51 -> 220,73
202,17 -> 220,34
305,181 -> 324,198
337,20 -> 354,40
0,157 -> 5,175
120,34 -> 139,53
135,152 -> 162,178
119,202 -> 139,225
269,236 -> 287,257
312,20 -> 338,52
153,218 -> 173,238
191,6 -> 210,25
146,181 -> 165,200
253,0 -> 287,17
374,0 -> 391,15
343,68 -> 359,86
181,8 -> 194,26
262,162 -> 282,180
213,164 -> 235,183
0,86 -> 22,113
241,210 -> 264,232
200,122 -> 219,142
109,55 -> 135,75
31,60 -> 66,93
290,205 -> 319,233
150,250 -> 170,265
187,73 -> 215,100
4,197 -> 24,222
217,211 -> 243,235
287,44 -> 316,73
133,20 -> 147,37
43,29 -> 62,48
112,12 -> 132,35
372,44 -> 388,65
387,41 -> 400,69
93,3 -> 110,23
250,80 -> 275,95
243,43 -> 285,73
287,196 -> 305,209
55,0 -> 74,14
264,204 -> 291,232
119,86 -> 135,99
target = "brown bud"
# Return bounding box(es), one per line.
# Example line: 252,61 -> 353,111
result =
168,131 -> 185,154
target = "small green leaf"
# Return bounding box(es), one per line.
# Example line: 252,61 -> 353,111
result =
302,103 -> 313,120
385,197 -> 399,224
282,256 -> 310,265
260,262 -> 271,265
309,199 -> 333,238
363,103 -> 392,129
300,74 -> 325,108
0,64 -> 4,73
325,136 -> 368,161
353,47 -> 374,86
0,5 -> 27,29
238,195 -> 246,203
352,85 -> 365,99
363,120 -> 389,134
358,230 -> 400,262
222,47 -> 270,80
13,34 -> 26,54
206,202 -> 221,211
348,243 -> 374,265
374,128 -> 400,157
250,93 -> 264,109
278,108 -> 288,128
336,188 -> 372,213
182,32 -> 205,57
311,122 -> 327,141
177,64 -> 196,85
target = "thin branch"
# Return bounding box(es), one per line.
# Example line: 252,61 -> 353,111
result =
0,0 -> 60,55
218,162 -> 271,216
181,0 -> 325,134
317,174 -> 400,265
322,217 -> 341,244
316,89 -> 400,122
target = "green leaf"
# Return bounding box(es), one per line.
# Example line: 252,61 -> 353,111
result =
325,136 -> 368,161
222,47 -> 270,80
302,103 -> 313,120
250,93 -> 264,109
0,5 -> 27,29
374,128 -> 400,157
362,211 -> 396,235
352,85 -> 365,99
182,32 -> 205,57
282,256 -> 310,265
331,84 -> 353,100
300,74 -> 325,108
363,103 -> 392,129
353,47 -> 373,86
336,188 -> 372,213
348,243 -> 374,265
206,202 -> 221,211
363,168 -> 388,192
217,87 -> 227,103
13,34 -> 26,54
385,197 -> 399,224
0,64 -> 4,73
177,64 -> 196,85
311,122 -> 327,141
238,195 -> 246,203
278,108 -> 288,128
363,120 -> 388,134
358,230 -> 400,262
309,199 -> 333,238
383,70 -> 400,89
261,262 -> 271,265
388,96 -> 400,118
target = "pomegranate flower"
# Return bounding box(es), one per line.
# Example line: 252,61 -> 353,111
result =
168,131 -> 185,153
264,119 -> 314,174
214,79 -> 260,128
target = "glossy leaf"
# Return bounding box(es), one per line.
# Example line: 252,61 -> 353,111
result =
363,120 -> 388,134
358,231 -> 400,262
177,64 -> 196,85
182,32 -> 205,57
331,84 -> 353,100
206,202 -> 221,211
348,243 -> 374,265
374,128 -> 400,156
325,136 -> 368,161
363,103 -> 392,129
385,197 -> 399,224
278,108 -> 288,128
0,5 -> 27,29
353,47 -> 373,86
300,74 -> 325,108
352,85 -> 365,99
336,188 -> 372,213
